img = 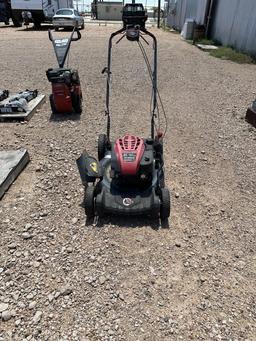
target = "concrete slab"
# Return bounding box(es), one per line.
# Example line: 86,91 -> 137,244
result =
196,44 -> 218,51
0,94 -> 45,121
0,149 -> 30,199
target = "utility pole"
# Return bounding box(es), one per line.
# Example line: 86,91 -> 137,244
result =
157,0 -> 160,28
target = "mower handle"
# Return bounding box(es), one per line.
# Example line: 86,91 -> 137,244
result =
71,28 -> 81,41
48,29 -> 53,41
48,27 -> 81,42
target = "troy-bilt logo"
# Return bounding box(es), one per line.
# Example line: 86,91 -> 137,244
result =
123,198 -> 133,206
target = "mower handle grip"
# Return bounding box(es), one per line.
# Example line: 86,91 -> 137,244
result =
48,29 -> 53,41
71,28 -> 81,41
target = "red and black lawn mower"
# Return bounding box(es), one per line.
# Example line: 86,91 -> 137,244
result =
46,27 -> 82,114
77,3 -> 170,224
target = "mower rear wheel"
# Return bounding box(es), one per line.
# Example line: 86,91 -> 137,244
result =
73,94 -> 82,114
98,134 -> 108,161
84,186 -> 95,218
160,188 -> 170,222
49,94 -> 57,114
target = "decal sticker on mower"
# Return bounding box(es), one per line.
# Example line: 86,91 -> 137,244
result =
90,162 -> 98,173
122,153 -> 136,162
123,198 -> 134,206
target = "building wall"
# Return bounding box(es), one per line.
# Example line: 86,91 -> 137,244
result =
166,0 -> 209,31
166,0 -> 256,56
210,0 -> 256,56
97,2 -> 122,21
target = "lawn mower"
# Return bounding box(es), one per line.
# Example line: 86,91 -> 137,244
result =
46,27 -> 82,114
77,3 -> 170,223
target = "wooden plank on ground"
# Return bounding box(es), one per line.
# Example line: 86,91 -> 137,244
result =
0,94 -> 45,121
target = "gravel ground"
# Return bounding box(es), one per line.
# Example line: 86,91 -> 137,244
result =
0,24 -> 255,340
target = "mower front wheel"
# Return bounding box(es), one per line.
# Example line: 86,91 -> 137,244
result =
84,186 -> 95,218
98,134 -> 108,160
160,188 -> 171,222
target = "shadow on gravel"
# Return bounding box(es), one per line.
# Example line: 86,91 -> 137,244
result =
50,113 -> 81,122
0,25 -> 13,29
16,25 -> 53,32
84,215 -> 170,230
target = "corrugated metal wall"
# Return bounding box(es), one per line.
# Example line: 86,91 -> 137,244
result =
166,0 -> 209,31
166,0 -> 256,56
210,0 -> 256,56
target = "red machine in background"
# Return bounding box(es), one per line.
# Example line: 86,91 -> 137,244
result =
46,28 -> 82,115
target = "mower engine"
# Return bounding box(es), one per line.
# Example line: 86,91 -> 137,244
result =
111,135 -> 154,186
46,68 -> 82,114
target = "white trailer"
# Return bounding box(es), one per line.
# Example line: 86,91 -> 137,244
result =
11,0 -> 73,27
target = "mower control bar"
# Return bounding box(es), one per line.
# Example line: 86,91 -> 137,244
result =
104,26 -> 157,140
48,27 -> 81,68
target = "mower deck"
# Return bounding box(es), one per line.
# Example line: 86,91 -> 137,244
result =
0,94 -> 45,121
95,186 -> 160,217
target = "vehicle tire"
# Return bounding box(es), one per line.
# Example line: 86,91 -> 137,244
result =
98,134 -> 108,161
12,16 -> 22,27
5,21 -> 9,25
33,20 -> 41,30
84,186 -> 95,218
49,94 -> 57,114
54,27 -> 59,31
160,188 -> 170,221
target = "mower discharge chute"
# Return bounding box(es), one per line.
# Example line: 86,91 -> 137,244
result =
77,3 -> 170,224
46,28 -> 83,114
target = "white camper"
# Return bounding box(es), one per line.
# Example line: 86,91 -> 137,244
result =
11,0 -> 73,28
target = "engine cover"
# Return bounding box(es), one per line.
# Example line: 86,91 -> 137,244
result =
114,135 -> 145,176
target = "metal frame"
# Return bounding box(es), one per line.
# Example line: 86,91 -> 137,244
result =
48,27 -> 81,68
104,27 -> 158,140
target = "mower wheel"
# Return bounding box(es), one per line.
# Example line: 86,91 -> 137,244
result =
159,172 -> 165,188
84,186 -> 95,218
98,134 -> 108,160
160,188 -> 170,221
73,94 -> 82,114
49,94 -> 57,114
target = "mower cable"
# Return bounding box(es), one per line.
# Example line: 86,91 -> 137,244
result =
137,40 -> 168,137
